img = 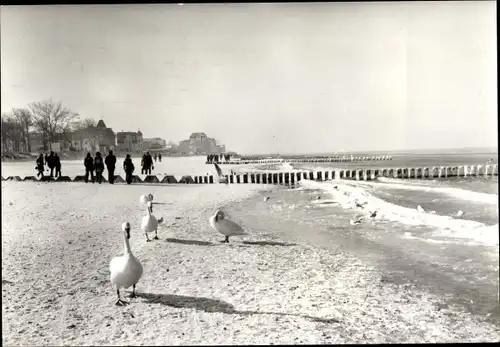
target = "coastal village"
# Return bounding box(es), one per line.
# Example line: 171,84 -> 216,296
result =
1,117 -> 228,159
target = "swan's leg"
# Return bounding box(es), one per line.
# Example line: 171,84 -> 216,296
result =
224,236 -> 230,243
145,233 -> 151,242
153,229 -> 159,240
128,284 -> 137,298
115,288 -> 128,306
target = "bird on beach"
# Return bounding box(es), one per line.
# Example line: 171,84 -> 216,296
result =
368,210 -> 378,218
109,222 -> 143,306
209,209 -> 248,243
141,201 -> 164,242
416,205 -> 425,213
349,215 -> 364,225
456,210 -> 465,217
139,193 -> 154,205
264,196 -> 271,202
214,163 -> 228,184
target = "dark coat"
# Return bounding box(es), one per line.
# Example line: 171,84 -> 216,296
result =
105,154 -> 117,168
46,154 -> 56,168
54,156 -> 61,168
94,155 -> 105,172
123,158 -> 135,173
36,157 -> 44,170
84,156 -> 94,170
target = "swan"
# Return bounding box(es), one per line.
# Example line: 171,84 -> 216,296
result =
209,209 -> 248,243
214,163 -> 228,184
139,193 -> 154,205
109,222 -> 143,306
141,201 -> 164,242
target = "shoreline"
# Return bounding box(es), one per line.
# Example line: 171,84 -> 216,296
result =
2,183 -> 499,344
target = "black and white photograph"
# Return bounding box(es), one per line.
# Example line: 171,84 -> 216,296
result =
1,1 -> 498,345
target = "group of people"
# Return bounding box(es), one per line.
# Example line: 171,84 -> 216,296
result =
35,151 -> 62,178
83,150 -> 136,184
206,153 -> 232,163
84,150 -> 117,184
141,151 -> 155,175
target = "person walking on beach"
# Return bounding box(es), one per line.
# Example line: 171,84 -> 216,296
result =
144,151 -> 153,175
123,154 -> 135,184
46,151 -> 56,177
94,152 -> 105,184
154,153 -> 157,162
84,152 -> 95,183
105,150 -> 117,184
158,153 -> 162,162
35,154 -> 45,177
141,152 -> 147,174
54,153 -> 61,178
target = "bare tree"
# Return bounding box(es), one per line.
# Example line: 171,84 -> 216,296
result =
29,99 -> 79,150
1,113 -> 24,153
12,108 -> 34,152
72,117 -> 97,131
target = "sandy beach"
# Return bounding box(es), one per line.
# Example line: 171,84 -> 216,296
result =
2,182 -> 498,345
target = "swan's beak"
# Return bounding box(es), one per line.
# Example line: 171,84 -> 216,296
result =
126,228 -> 130,239
149,205 -> 153,214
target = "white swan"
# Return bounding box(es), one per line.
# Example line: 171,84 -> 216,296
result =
139,193 -> 154,205
109,222 -> 144,306
141,201 -> 164,242
209,209 -> 248,243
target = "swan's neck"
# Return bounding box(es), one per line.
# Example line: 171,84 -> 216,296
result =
123,235 -> 132,254
147,206 -> 152,216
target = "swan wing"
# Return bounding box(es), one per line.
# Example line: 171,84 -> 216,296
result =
216,218 -> 248,236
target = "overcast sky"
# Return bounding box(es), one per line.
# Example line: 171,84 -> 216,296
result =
1,2 -> 496,154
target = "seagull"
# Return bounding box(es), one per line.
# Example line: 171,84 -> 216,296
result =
264,196 -> 271,202
316,196 -> 321,200
214,163 -> 228,184
417,205 -> 425,213
456,210 -> 465,217
109,222 -> 143,306
355,201 -> 367,209
209,209 -> 248,243
368,210 -> 378,218
350,215 -> 364,225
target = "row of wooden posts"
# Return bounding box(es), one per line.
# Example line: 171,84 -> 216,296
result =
2,164 -> 497,184
208,155 -> 393,165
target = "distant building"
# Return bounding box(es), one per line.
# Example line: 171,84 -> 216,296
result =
116,129 -> 143,152
70,119 -> 116,153
143,137 -> 167,149
178,132 -> 226,155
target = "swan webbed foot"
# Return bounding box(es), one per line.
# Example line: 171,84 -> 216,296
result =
153,236 -> 159,240
146,239 -> 151,242
223,236 -> 230,243
115,299 -> 128,306
127,292 -> 137,298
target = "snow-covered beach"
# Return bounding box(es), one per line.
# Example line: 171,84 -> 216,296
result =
2,182 -> 499,345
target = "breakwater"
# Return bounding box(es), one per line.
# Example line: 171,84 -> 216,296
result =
207,155 -> 393,165
2,164 -> 497,185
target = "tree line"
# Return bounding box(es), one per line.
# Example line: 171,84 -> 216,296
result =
1,99 -> 97,153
